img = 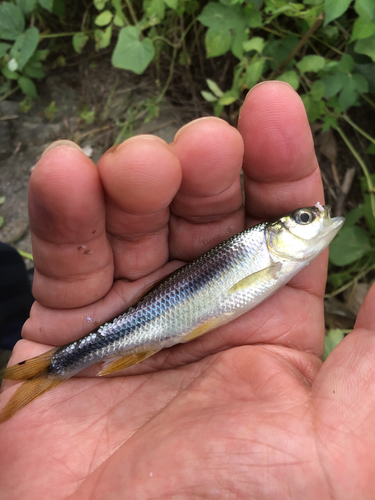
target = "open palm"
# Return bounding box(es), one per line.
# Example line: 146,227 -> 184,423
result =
1,82 -> 375,500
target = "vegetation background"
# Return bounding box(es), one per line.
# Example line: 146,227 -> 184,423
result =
0,0 -> 374,358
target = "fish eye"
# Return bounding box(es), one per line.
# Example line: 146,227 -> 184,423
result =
294,209 -> 315,225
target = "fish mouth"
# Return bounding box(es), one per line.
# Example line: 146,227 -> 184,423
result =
319,205 -> 345,239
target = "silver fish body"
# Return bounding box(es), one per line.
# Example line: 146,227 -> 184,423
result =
0,205 -> 344,422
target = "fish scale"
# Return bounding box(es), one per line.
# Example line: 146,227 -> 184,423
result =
0,205 -> 344,423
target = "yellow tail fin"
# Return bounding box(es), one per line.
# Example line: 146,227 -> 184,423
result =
0,347 -> 60,423
0,347 -> 58,381
0,376 -> 61,423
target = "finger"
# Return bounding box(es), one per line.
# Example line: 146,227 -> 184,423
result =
29,141 -> 114,309
354,282 -> 375,331
238,81 -> 324,222
97,136 -> 182,280
169,118 -> 244,260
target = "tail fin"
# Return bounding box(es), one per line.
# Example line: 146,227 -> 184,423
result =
0,376 -> 61,423
0,347 -> 58,381
0,347 -> 61,423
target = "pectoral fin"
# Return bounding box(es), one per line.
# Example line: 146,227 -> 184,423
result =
227,263 -> 282,295
98,349 -> 160,376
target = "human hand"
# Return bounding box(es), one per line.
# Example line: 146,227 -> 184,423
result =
1,81 -> 374,500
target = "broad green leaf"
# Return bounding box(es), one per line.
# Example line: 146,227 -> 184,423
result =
324,0 -> 352,25
10,27 -> 39,71
231,22 -> 247,59
0,43 -> 11,58
350,17 -> 375,42
355,0 -> 375,20
205,26 -> 232,57
338,54 -> 354,72
246,59 -> 265,88
145,0 -> 165,21
218,89 -> 239,105
164,0 -> 178,8
301,94 -> 324,122
246,8 -> 262,28
322,72 -> 343,97
355,35 -> 375,62
339,75 -> 359,110
296,54 -> 325,73
206,79 -> 223,98
243,36 -> 265,53
73,33 -> 89,54
201,91 -> 218,103
18,75 -> 37,97
343,205 -> 364,226
16,0 -> 37,15
112,27 -> 155,74
95,25 -> 112,50
277,70 -> 299,90
198,3 -> 243,30
95,0 -> 107,10
23,60 -> 46,78
329,225 -> 371,266
37,0 -> 53,12
263,34 -> 299,71
353,72 -> 369,92
95,10 -> 113,26
322,114 -> 338,132
113,13 -> 125,27
310,80 -> 325,100
0,3 -> 25,41
323,329 -> 345,361
2,67 -> 20,80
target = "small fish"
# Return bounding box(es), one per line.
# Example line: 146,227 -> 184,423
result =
0,205 -> 344,422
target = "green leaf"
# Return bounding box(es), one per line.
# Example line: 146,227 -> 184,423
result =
301,94 -> 324,122
246,8 -> 262,28
205,26 -> 232,57
95,25 -> 112,50
344,205 -> 364,226
310,80 -> 325,100
263,34 -> 299,71
246,59 -> 265,88
112,27 -> 155,74
201,90 -> 218,103
95,10 -> 113,26
0,43 -> 11,58
113,13 -> 125,26
10,27 -> 39,71
324,0 -> 352,25
0,216 -> 4,229
18,75 -> 37,97
73,33 -> 89,54
37,0 -> 53,12
0,3 -> 25,41
145,0 -> 165,21
329,226 -> 371,266
354,35 -> 375,62
339,75 -> 359,110
277,70 -> 299,90
352,72 -> 369,92
206,79 -> 223,98
198,3 -> 242,29
23,60 -> 46,78
350,17 -> 375,42
296,54 -> 325,73
95,0 -> 107,10
322,114 -> 338,132
322,72 -> 343,97
355,0 -> 375,20
2,67 -> 20,80
79,105 -> 95,124
243,36 -> 265,53
323,329 -> 345,361
218,89 -> 239,105
16,0 -> 37,15
164,0 -> 178,8
338,54 -> 354,72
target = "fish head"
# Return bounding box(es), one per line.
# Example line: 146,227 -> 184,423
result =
266,205 -> 344,262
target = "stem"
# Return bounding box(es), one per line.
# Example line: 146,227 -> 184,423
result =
325,262 -> 375,298
343,115 -> 375,145
18,250 -> 33,261
124,0 -> 138,26
156,44 -> 178,104
336,125 -> 375,217
0,86 -> 19,103
40,32 -> 86,38
359,93 -> 375,110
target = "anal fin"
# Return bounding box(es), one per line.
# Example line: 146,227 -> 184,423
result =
98,349 -> 160,376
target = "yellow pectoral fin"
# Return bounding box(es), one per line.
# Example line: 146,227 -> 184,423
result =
98,349 -> 160,376
227,263 -> 282,295
181,317 -> 221,343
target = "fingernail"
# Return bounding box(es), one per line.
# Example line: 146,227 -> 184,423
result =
109,135 -> 167,154
42,140 -> 82,156
173,117 -> 225,142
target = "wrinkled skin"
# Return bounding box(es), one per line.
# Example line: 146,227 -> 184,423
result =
1,82 -> 375,500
